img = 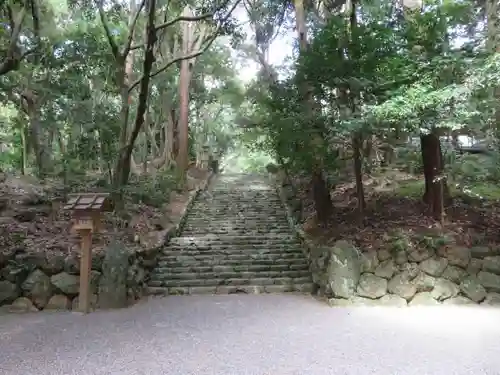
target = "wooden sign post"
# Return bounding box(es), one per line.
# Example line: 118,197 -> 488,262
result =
63,193 -> 113,314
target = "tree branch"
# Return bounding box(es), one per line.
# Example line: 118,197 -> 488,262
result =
155,12 -> 214,32
123,0 -> 146,56
155,0 -> 233,31
0,6 -> 27,75
129,0 -> 242,92
97,1 -> 120,60
129,34 -> 217,92
129,43 -> 144,51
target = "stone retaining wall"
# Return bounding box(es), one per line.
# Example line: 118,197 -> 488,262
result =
0,173 -> 213,313
274,173 -> 500,306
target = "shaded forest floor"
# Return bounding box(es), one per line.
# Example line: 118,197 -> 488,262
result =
0,167 -> 210,260
296,169 -> 500,252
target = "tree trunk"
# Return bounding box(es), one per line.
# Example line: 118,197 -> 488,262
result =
113,0 -> 157,188
421,132 -> 448,221
312,170 -> 333,223
176,58 -> 190,177
363,135 -> 373,173
293,0 -> 332,224
20,125 -> 26,175
22,90 -> 50,178
353,131 -> 365,218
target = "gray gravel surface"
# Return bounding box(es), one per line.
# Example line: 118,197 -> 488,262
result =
1,294 -> 500,375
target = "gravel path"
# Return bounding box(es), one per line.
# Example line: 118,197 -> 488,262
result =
1,294 -> 500,375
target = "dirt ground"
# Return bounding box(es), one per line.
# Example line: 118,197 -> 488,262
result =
0,167 -> 210,259
294,170 -> 500,251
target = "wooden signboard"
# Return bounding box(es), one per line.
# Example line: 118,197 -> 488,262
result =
63,193 -> 113,314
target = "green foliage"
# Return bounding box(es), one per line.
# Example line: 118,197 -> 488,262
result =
448,154 -> 496,185
0,0 -> 242,197
223,147 -> 275,173
125,170 -> 179,208
394,145 -> 424,174
385,228 -> 412,255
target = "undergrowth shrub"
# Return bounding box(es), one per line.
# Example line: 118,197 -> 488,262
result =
448,153 -> 495,184
125,170 -> 179,207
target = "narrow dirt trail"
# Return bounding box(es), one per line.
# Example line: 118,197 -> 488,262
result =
1,294 -> 500,375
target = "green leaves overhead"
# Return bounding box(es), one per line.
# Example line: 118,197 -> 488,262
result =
242,0 -> 500,176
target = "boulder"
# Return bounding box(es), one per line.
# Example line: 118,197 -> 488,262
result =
328,296 -> 376,307
477,271 -> 500,293
419,257 -> 448,277
72,293 -> 98,311
460,276 -> 487,303
412,272 -> 436,292
431,279 -> 459,301
98,241 -> 130,309
45,294 -> 71,310
51,272 -> 79,296
466,258 -> 482,276
15,252 -> 47,270
409,292 -> 440,306
470,246 -> 500,259
441,265 -> 468,284
394,251 -> 408,265
377,249 -> 391,262
0,280 -> 19,304
379,294 -> 408,307
374,259 -> 397,279
1,262 -> 29,284
408,248 -> 434,262
0,248 -> 16,268
360,252 -> 379,273
356,274 -> 387,299
64,253 -> 80,275
21,269 -> 53,308
482,256 -> 500,275
42,253 -> 65,275
325,241 -> 361,299
388,271 -> 417,300
443,296 -> 475,305
437,246 -> 470,268
8,297 -> 39,312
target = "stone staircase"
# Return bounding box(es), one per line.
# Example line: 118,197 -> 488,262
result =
147,173 -> 314,295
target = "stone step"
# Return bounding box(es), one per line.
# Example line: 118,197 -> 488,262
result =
181,226 -> 290,231
158,252 -> 306,263
146,283 -> 314,296
192,198 -> 281,201
194,202 -> 281,207
182,220 -> 290,226
187,210 -> 286,215
181,229 -> 291,236
182,220 -> 289,225
186,212 -> 286,219
168,235 -> 298,245
157,258 -> 309,268
183,220 -> 289,227
145,174 -> 313,297
150,269 -> 311,281
192,197 -> 281,201
166,242 -> 300,249
162,246 -> 304,253
152,263 -> 310,274
186,220 -> 290,226
209,186 -> 274,190
188,207 -> 285,212
190,200 -> 283,206
148,276 -> 312,288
